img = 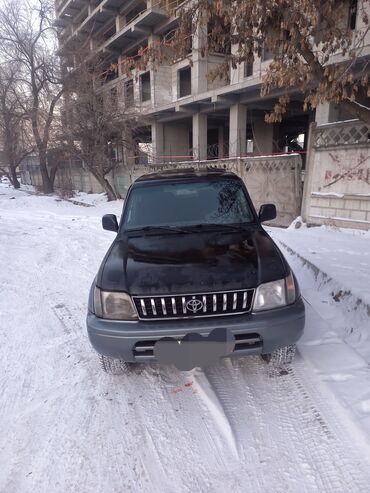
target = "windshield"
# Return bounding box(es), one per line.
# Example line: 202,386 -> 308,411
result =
123,178 -> 255,230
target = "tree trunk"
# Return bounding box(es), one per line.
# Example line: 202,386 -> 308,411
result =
9,165 -> 20,189
112,180 -> 122,201
91,171 -> 120,201
39,153 -> 54,194
101,176 -> 119,201
339,100 -> 370,125
50,166 -> 58,187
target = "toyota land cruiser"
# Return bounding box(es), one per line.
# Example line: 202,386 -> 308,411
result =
87,169 -> 305,373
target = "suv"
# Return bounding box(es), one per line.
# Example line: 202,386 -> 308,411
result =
87,169 -> 305,373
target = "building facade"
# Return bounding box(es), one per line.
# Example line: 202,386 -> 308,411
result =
55,0 -> 332,163
52,0 -> 370,229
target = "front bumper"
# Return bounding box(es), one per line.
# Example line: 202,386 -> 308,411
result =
86,297 -> 305,363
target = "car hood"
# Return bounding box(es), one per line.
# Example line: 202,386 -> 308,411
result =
97,229 -> 289,296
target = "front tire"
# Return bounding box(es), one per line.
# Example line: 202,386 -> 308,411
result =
99,355 -> 131,375
261,344 -> 296,367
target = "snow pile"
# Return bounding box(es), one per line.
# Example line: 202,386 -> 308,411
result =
287,216 -> 307,230
70,191 -> 108,206
272,222 -> 370,307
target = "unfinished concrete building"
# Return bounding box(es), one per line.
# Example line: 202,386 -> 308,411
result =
55,0 -> 328,163
49,1 -> 370,229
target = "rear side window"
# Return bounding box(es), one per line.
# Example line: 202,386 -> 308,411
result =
124,178 -> 254,229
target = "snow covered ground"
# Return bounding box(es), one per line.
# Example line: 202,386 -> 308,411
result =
1,183 -> 370,493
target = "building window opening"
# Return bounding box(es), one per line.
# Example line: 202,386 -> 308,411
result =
178,66 -> 192,98
103,22 -> 116,41
348,0 -> 358,30
207,17 -> 231,55
140,71 -> 151,102
244,60 -> 253,78
263,41 -> 275,61
124,79 -> 134,107
102,63 -> 118,83
126,2 -> 147,24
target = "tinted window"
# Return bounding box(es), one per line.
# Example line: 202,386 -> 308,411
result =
124,178 -> 254,229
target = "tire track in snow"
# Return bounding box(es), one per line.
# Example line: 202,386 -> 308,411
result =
192,355 -> 370,492
135,365 -> 226,492
192,367 -> 239,459
287,357 -> 370,491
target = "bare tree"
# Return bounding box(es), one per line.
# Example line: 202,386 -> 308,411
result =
152,0 -> 370,124
0,0 -> 64,193
0,62 -> 35,188
62,52 -> 140,201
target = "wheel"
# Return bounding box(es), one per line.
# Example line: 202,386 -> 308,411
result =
99,354 -> 131,375
261,344 -> 296,367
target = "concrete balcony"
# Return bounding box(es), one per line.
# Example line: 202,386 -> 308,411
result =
103,5 -> 168,54
56,0 -> 86,18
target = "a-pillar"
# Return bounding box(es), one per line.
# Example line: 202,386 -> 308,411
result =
192,113 -> 207,161
151,122 -> 164,164
229,103 -> 247,157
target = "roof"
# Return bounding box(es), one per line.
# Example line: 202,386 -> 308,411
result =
134,167 -> 239,184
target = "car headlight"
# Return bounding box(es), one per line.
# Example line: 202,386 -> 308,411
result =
94,287 -> 138,321
253,273 -> 296,312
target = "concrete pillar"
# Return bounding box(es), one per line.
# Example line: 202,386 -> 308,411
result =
229,104 -> 247,157
315,102 -> 339,125
230,44 -> 240,85
192,113 -> 207,161
117,55 -> 123,77
148,34 -> 160,105
152,122 -> 164,164
252,120 -> 274,154
192,15 -> 208,94
116,15 -> 126,32
218,126 -> 225,159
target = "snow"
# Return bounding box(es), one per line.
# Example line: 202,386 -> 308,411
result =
270,223 -> 370,307
2,184 -> 370,492
311,192 -> 345,198
68,191 -> 109,206
268,220 -> 370,441
311,192 -> 370,198
310,214 -> 370,224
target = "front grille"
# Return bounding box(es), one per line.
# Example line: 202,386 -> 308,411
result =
133,289 -> 254,320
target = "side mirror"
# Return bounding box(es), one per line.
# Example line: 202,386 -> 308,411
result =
259,204 -> 277,223
102,214 -> 119,232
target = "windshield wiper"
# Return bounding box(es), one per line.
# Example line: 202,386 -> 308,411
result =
184,223 -> 250,233
126,225 -> 190,235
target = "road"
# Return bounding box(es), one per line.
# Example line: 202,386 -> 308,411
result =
1,185 -> 370,492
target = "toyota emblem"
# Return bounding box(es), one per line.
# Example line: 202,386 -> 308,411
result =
186,299 -> 204,313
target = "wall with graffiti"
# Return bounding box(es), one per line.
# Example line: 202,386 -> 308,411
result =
303,120 -> 370,229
